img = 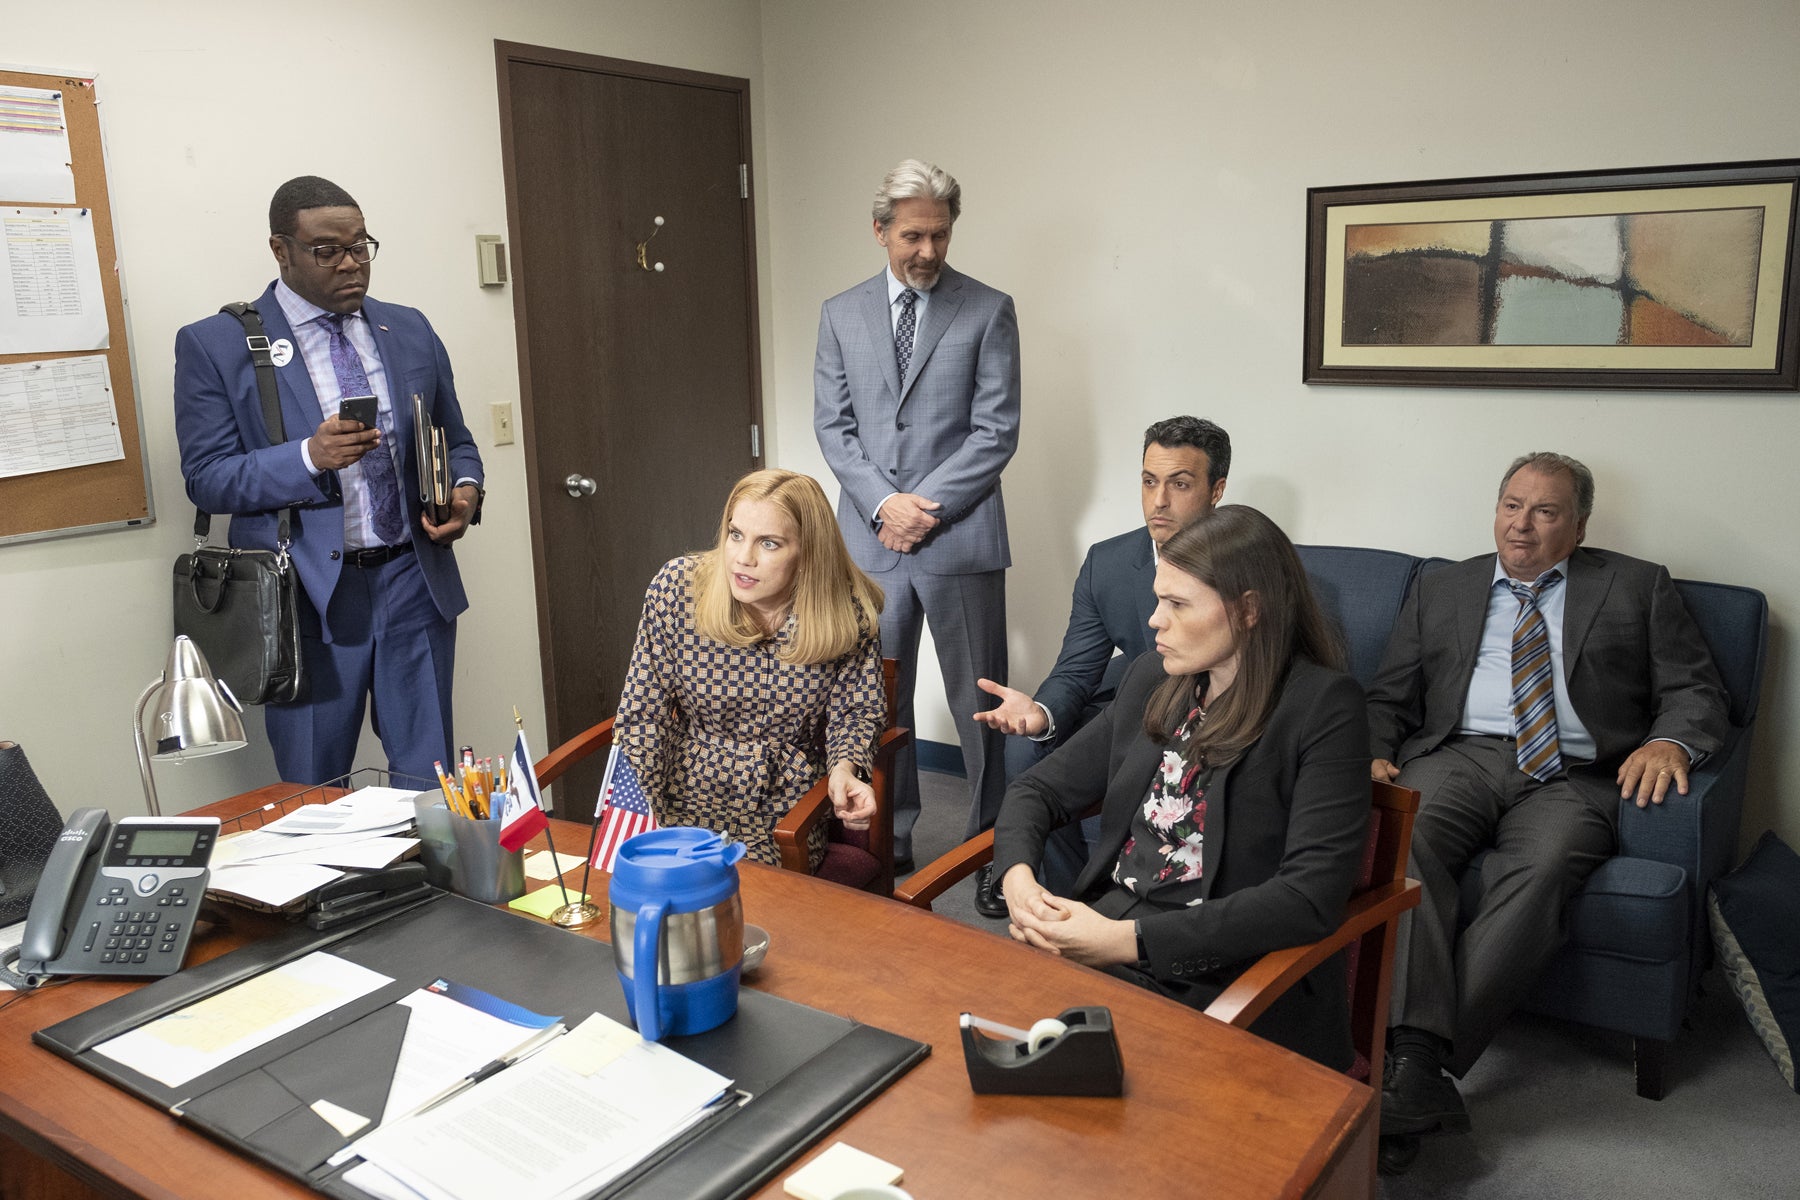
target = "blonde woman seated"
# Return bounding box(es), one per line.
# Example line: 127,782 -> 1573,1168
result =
993,507 -> 1369,1068
614,469 -> 886,868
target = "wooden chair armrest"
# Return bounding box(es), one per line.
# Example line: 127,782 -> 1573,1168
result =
894,829 -> 995,910
533,717 -> 616,789
893,799 -> 1099,910
772,725 -> 913,882
773,776 -> 833,874
1204,879 -> 1422,1029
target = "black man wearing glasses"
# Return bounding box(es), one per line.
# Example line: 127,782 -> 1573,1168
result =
173,175 -> 484,788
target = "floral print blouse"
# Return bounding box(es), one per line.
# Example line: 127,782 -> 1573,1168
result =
1113,696 -> 1212,906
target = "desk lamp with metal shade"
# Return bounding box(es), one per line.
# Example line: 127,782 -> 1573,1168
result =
134,635 -> 247,816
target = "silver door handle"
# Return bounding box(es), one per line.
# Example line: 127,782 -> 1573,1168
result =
564,474 -> 597,498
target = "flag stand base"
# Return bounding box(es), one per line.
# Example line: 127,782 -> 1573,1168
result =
550,900 -> 602,928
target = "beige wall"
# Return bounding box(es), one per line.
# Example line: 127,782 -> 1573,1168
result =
3,0 -> 768,813
5,0 -> 1797,854
757,0 -> 1800,851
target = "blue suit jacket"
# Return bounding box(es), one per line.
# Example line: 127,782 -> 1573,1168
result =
814,264 -> 1020,575
1033,527 -> 1157,740
173,282 -> 483,640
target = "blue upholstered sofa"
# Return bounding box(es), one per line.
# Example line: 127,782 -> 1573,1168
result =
1295,545 -> 1769,1099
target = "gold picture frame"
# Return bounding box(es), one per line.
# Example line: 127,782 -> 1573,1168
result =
1304,159 -> 1800,389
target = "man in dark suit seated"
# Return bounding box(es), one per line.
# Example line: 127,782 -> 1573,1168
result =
1368,452 -> 1728,1136
971,416 -> 1230,914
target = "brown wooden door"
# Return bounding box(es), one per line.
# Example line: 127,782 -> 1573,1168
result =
498,44 -> 761,815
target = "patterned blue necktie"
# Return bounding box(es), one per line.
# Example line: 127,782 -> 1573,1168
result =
895,288 -> 918,379
1510,570 -> 1564,781
320,313 -> 405,545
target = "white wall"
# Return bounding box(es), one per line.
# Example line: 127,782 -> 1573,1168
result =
7,0 -> 1797,854
757,0 -> 1800,850
3,0 -> 767,814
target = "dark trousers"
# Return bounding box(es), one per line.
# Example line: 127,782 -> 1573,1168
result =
266,551 -> 456,788
1390,735 -> 1615,1074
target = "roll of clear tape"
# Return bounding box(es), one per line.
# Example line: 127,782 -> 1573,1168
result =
1026,1017 -> 1068,1053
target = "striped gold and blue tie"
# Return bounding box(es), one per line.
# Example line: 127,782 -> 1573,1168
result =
1509,570 -> 1564,781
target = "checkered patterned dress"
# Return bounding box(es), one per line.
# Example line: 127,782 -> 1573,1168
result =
615,557 -> 885,867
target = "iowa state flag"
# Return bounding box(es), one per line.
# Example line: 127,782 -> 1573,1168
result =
497,730 -> 549,851
591,745 -> 658,872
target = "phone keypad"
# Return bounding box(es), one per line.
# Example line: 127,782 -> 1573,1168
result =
89,887 -> 194,968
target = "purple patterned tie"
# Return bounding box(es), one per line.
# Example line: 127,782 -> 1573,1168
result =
895,288 -> 918,379
320,313 -> 405,545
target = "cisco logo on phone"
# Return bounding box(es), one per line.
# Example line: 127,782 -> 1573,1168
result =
58,827 -> 90,844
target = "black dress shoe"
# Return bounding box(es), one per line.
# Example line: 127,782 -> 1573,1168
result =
973,864 -> 1007,918
1378,1134 -> 1421,1175
1381,1051 -> 1471,1136
893,855 -> 915,877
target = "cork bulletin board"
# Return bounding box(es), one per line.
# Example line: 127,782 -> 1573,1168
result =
0,67 -> 153,544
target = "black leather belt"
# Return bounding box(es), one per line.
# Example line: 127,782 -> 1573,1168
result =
342,542 -> 414,567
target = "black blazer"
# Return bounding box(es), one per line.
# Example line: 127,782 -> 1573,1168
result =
994,652 -> 1371,1067
1366,547 -> 1728,796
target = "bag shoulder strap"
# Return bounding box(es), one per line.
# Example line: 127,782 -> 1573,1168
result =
194,301 -> 292,550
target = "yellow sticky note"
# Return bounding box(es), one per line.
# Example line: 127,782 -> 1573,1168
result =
509,885 -> 588,919
783,1142 -> 904,1200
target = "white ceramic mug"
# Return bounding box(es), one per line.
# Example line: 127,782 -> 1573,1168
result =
829,1187 -> 913,1200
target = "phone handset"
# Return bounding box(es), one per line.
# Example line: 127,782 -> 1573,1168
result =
18,807 -> 112,981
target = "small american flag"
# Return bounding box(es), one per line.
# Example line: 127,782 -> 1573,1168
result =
591,745 -> 659,872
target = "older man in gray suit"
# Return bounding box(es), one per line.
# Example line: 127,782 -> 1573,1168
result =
815,159 -> 1021,872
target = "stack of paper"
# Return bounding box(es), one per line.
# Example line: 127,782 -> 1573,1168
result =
343,1013 -> 734,1200
208,788 -> 421,909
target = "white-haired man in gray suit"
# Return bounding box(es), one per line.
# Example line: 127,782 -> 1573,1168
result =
815,159 -> 1021,891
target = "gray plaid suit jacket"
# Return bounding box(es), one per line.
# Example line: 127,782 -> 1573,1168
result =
814,264 -> 1020,574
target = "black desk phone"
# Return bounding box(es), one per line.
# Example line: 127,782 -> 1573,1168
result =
16,808 -> 221,987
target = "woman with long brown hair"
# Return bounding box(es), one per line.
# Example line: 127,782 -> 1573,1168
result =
992,505 -> 1369,1067
613,469 -> 885,867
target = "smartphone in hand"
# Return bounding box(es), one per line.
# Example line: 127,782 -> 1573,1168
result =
339,394 -> 378,428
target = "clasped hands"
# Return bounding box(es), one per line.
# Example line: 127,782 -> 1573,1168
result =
1000,864 -> 1136,968
1371,739 -> 1694,808
876,493 -> 941,553
827,762 -> 876,830
311,415 -> 478,544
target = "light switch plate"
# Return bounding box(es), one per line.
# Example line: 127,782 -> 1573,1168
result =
476,234 -> 507,287
491,402 -> 514,446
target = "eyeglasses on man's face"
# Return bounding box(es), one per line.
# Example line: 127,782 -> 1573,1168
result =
282,235 -> 380,266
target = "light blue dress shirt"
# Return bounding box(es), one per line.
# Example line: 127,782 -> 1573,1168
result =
1458,555 -> 1694,766
1459,557 -> 1595,762
277,279 -> 399,551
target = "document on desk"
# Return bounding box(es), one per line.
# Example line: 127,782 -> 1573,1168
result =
91,951 -> 392,1087
346,1012 -> 732,1200
206,788 -> 421,908
380,980 -> 563,1125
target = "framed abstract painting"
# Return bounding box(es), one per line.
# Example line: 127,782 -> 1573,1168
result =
1304,159 -> 1800,390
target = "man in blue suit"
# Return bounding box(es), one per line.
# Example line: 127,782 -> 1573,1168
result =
974,416 -> 1230,905
815,159 -> 1020,875
174,176 -> 484,788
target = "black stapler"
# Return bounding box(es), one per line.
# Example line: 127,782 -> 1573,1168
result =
306,863 -> 436,930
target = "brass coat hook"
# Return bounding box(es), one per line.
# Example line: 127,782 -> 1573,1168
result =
636,216 -> 666,272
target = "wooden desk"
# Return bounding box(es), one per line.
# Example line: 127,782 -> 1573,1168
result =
1,784 -> 1373,1200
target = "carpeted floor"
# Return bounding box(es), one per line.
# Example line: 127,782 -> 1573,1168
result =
905,767 -> 1800,1198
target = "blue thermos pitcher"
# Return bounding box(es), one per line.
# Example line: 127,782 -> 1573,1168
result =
608,827 -> 747,1040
